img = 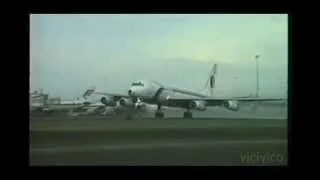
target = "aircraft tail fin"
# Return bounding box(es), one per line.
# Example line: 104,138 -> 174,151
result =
82,86 -> 96,100
200,64 -> 218,96
209,64 -> 218,89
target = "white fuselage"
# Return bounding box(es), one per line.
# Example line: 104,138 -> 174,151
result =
128,80 -> 208,108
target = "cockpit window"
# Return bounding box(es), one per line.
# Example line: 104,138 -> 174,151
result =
131,82 -> 144,86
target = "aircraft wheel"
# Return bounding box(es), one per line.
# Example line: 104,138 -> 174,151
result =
183,111 -> 193,119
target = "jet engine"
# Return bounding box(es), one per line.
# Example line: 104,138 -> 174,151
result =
189,100 -> 207,111
135,101 -> 147,111
119,97 -> 134,107
100,96 -> 116,106
223,100 -> 240,111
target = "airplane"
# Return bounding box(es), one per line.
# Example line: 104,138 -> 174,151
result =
39,88 -> 107,115
59,88 -> 95,106
94,80 -> 283,119
94,73 -> 284,119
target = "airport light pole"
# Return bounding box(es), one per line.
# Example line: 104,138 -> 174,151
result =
255,55 -> 260,97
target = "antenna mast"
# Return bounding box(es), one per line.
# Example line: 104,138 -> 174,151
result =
255,55 -> 260,97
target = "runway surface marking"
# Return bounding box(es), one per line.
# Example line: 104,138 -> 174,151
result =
30,139 -> 287,154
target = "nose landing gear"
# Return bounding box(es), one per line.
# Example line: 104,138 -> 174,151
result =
155,103 -> 164,119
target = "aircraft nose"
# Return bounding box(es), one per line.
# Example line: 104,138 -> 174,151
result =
128,89 -> 132,96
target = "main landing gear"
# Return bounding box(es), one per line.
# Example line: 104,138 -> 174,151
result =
155,103 -> 164,119
183,109 -> 193,119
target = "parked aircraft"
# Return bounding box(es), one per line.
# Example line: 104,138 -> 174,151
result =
34,87 -> 106,115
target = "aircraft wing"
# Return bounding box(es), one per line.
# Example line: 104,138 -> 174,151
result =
165,97 -> 285,108
218,97 -> 286,102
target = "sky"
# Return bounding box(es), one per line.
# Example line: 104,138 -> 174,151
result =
30,14 -> 288,99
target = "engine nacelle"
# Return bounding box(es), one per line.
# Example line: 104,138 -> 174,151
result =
100,96 -> 116,106
189,100 -> 207,111
135,101 -> 147,111
224,100 -> 240,111
119,98 -> 133,107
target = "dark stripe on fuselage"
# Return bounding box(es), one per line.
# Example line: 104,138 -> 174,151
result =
169,88 -> 208,98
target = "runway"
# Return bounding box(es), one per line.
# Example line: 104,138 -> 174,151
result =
31,104 -> 288,119
30,117 -> 287,166
30,140 -> 286,166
